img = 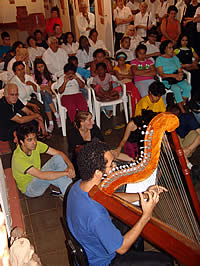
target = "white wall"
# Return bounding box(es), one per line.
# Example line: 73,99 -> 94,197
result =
1,0 -> 45,24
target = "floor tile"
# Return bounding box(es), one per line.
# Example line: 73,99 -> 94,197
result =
20,199 -> 28,216
39,249 -> 69,266
23,215 -> 33,235
31,209 -> 60,233
26,195 -> 57,214
35,226 -> 66,255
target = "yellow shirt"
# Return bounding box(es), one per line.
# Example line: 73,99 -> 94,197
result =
135,95 -> 166,117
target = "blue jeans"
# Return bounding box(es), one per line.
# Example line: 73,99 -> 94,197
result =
41,90 -> 53,112
25,155 -> 72,197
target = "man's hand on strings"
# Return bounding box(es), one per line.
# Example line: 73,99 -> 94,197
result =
148,185 -> 168,195
139,191 -> 159,221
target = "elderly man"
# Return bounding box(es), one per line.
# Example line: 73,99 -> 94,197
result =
134,2 -> 156,39
76,1 -> 95,37
0,83 -> 45,142
42,36 -> 68,78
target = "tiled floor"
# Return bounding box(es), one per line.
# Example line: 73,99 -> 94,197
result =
1,109 -> 200,265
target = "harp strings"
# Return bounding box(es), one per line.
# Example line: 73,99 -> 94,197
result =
155,134 -> 200,244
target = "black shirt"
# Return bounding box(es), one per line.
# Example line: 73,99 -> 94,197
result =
0,97 -> 24,141
36,40 -> 49,50
57,33 -> 65,46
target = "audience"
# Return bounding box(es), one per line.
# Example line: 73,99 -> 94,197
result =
76,35 -> 95,68
0,32 -> 11,62
131,44 -> 156,97
76,1 -> 95,37
114,52 -> 140,115
62,32 -> 79,57
156,40 -> 191,113
114,0 -> 133,51
53,24 -> 65,45
0,83 -> 46,142
117,36 -> 135,63
123,25 -> 143,53
90,48 -> 113,77
27,36 -> 45,63
33,58 -> 61,133
68,111 -> 103,170
34,30 -> 48,49
88,29 -> 109,55
12,123 -> 75,197
135,81 -> 166,117
161,5 -> 181,46
134,2 -> 156,39
42,36 -> 68,78
174,33 -> 199,98
55,63 -> 88,122
46,6 -> 62,36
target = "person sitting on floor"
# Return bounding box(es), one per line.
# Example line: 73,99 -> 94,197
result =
167,104 -> 200,169
12,123 -> 75,198
54,63 -> 88,123
92,62 -> 121,119
90,48 -> 113,77
135,81 -> 166,117
67,139 -> 173,266
0,83 -> 46,142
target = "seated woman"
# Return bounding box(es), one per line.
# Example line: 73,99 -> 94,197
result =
123,25 -> 143,53
167,104 -> 200,169
114,109 -> 157,160
117,36 -> 135,63
33,58 -> 61,133
27,36 -> 45,63
34,29 -> 48,50
135,81 -> 166,117
161,5 -> 181,46
61,32 -> 79,57
114,52 -> 140,115
156,40 -> 192,113
92,62 -> 121,118
90,48 -> 113,77
88,29 -> 110,55
131,44 -> 156,98
68,111 -> 104,166
174,34 -> 200,99
3,41 -> 24,71
76,36 -> 95,69
56,63 -> 88,122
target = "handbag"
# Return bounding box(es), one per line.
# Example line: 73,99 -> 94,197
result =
163,71 -> 187,85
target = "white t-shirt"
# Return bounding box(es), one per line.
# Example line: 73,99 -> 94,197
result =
28,47 -> 45,62
134,11 -> 156,37
117,48 -> 135,62
61,42 -> 79,55
129,35 -> 143,53
126,1 -> 140,11
54,73 -> 84,96
42,47 -> 68,78
76,47 -> 95,68
76,12 -> 95,37
114,6 -> 132,33
156,1 -> 169,19
10,74 -> 40,105
146,0 -> 159,20
195,7 -> 200,32
145,41 -> 160,55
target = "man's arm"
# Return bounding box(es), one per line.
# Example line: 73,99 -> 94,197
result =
46,147 -> 75,178
27,166 -> 69,180
11,112 -> 41,124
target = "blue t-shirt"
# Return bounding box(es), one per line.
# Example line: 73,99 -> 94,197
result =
0,45 -> 10,59
67,180 -> 123,266
155,56 -> 181,88
176,113 -> 200,138
77,66 -> 91,80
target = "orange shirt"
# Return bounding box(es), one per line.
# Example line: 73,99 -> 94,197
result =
161,18 -> 179,42
46,17 -> 62,34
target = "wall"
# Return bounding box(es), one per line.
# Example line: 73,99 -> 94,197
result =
1,0 -> 45,24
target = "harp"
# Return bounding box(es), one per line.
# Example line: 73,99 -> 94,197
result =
89,113 -> 200,265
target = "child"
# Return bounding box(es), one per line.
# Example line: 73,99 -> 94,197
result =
131,44 -> 156,97
56,63 -> 88,122
92,62 -> 121,118
33,58 -> 61,133
114,52 -> 140,115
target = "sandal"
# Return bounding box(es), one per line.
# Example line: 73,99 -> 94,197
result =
105,129 -> 112,136
114,123 -> 125,130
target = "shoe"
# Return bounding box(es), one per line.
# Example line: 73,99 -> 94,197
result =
47,123 -> 54,133
114,123 -> 125,130
56,116 -> 62,128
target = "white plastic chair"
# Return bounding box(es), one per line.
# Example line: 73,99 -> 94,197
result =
87,75 -> 129,128
51,82 -> 93,136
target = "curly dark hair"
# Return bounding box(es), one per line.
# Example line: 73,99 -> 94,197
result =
135,44 -> 147,58
93,48 -> 106,58
12,61 -> 25,73
51,6 -> 60,17
63,32 -> 76,45
77,139 -> 110,181
176,33 -> 191,49
148,81 -> 166,96
78,35 -> 90,50
34,58 -> 52,85
159,40 -> 172,54
17,123 -> 37,144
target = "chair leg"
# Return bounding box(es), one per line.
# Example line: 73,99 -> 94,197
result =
128,94 -> 132,118
60,109 -> 67,136
123,101 -> 129,124
113,105 -> 116,116
95,107 -> 101,128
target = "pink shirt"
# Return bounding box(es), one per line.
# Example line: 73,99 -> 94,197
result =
93,73 -> 113,92
131,58 -> 154,83
33,74 -> 49,86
